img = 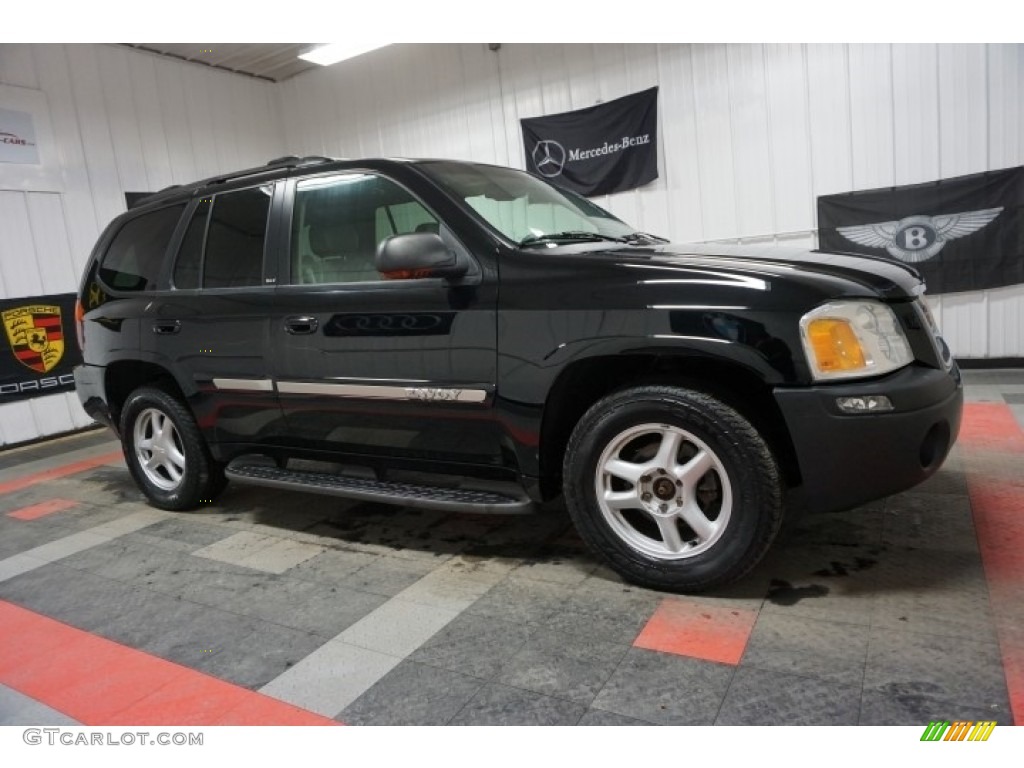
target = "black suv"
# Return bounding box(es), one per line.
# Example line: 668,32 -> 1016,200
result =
74,156 -> 963,591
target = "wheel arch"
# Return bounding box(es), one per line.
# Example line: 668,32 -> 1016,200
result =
538,352 -> 802,499
105,360 -> 186,430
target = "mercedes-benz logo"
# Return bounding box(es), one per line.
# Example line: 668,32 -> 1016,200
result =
531,140 -> 566,178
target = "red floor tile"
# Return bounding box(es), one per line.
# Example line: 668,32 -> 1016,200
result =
0,600 -> 338,726
7,498 -> 78,520
633,598 -> 758,665
0,451 -> 123,495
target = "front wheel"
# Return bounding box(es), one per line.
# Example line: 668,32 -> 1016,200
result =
120,386 -> 226,510
563,385 -> 783,592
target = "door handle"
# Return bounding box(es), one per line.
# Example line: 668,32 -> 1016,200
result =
152,320 -> 181,335
285,315 -> 319,335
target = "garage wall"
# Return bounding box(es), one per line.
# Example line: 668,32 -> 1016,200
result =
277,43 -> 1024,359
0,44 -> 284,446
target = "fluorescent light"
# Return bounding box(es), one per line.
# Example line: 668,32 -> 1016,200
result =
298,43 -> 390,66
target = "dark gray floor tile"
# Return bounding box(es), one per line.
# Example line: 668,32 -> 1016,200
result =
450,682 -> 586,725
1005,392 -> 1024,404
915,469 -> 969,496
341,660 -> 484,725
591,648 -> 734,725
91,587 -> 215,649
716,666 -> 860,725
134,603 -> 263,670
741,613 -> 869,685
465,578 -> 571,625
192,621 -> 326,689
870,589 -> 998,642
521,627 -> 630,665
578,709 -> 655,726
859,688 -> 1011,725
129,551 -> 269,600
864,628 -> 1010,711
59,540 -> 187,583
408,612 -> 533,679
541,607 -> 650,646
220,577 -> 388,638
0,564 -> 140,632
135,518 -> 235,549
0,523 -> 75,559
782,505 -> 885,548
882,493 -> 979,553
288,549 -> 381,585
331,556 -> 438,597
497,640 -> 622,705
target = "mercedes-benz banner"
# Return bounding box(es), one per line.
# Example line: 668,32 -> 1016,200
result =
818,166 -> 1024,294
521,87 -> 659,197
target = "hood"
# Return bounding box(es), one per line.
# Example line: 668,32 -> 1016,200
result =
553,241 -> 925,300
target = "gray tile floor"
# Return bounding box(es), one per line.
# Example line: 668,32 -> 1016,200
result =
0,368 -> 1020,725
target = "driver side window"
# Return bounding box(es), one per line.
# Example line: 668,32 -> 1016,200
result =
291,173 -> 438,285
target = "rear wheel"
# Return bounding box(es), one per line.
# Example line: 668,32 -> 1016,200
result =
563,385 -> 783,592
120,386 -> 226,510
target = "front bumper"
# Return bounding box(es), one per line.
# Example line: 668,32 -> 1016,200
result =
774,363 -> 963,514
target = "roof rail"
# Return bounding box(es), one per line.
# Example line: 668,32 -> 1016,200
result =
139,156 -> 338,206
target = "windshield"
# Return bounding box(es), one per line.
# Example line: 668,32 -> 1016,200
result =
420,161 -> 648,246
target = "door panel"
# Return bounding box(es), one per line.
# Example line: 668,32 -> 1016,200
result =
270,171 -> 501,468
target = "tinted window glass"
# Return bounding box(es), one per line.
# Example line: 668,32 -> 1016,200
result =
292,173 -> 437,285
203,186 -> 272,289
99,205 -> 185,291
172,197 -> 211,289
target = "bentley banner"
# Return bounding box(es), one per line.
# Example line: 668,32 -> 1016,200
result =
817,166 -> 1024,294
0,292 -> 81,402
521,86 -> 659,197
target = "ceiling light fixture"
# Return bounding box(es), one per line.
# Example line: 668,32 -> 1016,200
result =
298,43 -> 390,67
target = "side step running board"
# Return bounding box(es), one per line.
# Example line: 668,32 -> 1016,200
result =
225,462 -> 536,515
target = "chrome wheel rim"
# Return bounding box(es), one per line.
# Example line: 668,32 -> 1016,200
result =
133,408 -> 186,492
594,423 -> 732,560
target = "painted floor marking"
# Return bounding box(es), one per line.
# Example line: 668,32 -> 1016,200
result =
0,450 -> 124,495
0,600 -> 337,726
960,402 -> 1024,726
258,556 -> 516,716
633,598 -> 759,665
0,510 -> 168,583
7,499 -> 79,521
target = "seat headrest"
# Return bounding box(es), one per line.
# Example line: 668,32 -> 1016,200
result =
309,221 -> 359,256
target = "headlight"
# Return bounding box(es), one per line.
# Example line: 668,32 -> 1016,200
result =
799,300 -> 913,381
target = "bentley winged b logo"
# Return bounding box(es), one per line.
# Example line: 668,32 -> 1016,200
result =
837,207 -> 1003,263
531,140 -> 566,178
2,304 -> 65,374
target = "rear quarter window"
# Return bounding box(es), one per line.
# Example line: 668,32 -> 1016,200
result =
98,204 -> 186,291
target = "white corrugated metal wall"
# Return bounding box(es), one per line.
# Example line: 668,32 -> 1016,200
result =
0,44 -> 283,446
0,43 -> 1021,446
278,42 -> 1024,358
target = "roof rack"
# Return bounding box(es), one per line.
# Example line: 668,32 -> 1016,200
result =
140,156 -> 337,206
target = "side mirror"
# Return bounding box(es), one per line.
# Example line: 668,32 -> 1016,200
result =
376,233 -> 467,280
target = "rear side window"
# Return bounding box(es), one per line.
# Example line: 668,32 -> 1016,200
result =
203,186 -> 272,289
99,204 -> 185,291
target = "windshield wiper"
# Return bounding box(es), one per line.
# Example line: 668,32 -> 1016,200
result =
519,231 -> 626,246
622,231 -> 669,244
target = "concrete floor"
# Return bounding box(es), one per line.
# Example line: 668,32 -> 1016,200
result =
0,369 -> 1021,726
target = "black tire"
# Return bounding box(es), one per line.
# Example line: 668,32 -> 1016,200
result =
562,385 -> 783,592
120,385 -> 227,511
